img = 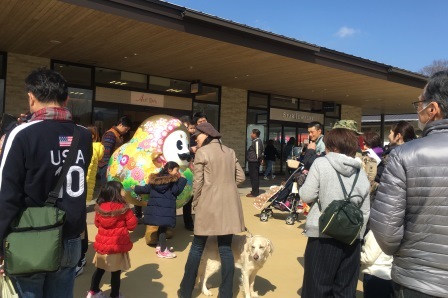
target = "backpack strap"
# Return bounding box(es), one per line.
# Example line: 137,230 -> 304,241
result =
336,169 -> 360,200
318,164 -> 364,211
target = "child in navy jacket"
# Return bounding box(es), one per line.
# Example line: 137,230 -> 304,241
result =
133,161 -> 187,258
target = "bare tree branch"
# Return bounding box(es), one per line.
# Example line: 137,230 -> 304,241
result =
419,59 -> 448,76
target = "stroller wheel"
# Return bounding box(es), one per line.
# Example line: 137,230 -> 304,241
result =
260,212 -> 269,222
286,215 -> 295,225
266,209 -> 274,217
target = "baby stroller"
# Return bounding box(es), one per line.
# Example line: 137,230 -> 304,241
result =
258,161 -> 307,225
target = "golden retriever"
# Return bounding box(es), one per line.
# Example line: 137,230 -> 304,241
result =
197,234 -> 274,298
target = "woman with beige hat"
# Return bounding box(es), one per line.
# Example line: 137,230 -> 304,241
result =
178,122 -> 245,298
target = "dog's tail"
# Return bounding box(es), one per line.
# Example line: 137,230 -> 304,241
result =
244,227 -> 254,238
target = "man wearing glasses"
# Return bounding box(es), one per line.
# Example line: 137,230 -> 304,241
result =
370,70 -> 448,298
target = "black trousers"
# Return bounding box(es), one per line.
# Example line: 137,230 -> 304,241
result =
248,161 -> 260,196
90,269 -> 121,297
363,274 -> 393,298
302,237 -> 361,298
393,282 -> 438,298
182,198 -> 194,228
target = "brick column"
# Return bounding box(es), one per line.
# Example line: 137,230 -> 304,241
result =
5,53 -> 50,116
220,86 -> 248,164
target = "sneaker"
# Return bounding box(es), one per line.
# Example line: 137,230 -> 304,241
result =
86,290 -> 106,298
157,248 -> 176,259
155,246 -> 161,254
272,175 -> 276,179
80,256 -> 87,267
75,265 -> 84,277
263,176 -> 269,180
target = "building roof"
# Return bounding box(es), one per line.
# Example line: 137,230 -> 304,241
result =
0,0 -> 427,114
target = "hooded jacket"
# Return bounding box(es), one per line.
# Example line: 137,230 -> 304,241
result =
299,152 -> 370,238
86,142 -> 104,201
134,174 -> 187,228
93,202 -> 137,255
370,119 -> 448,297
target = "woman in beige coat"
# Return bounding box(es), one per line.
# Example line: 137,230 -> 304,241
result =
178,122 -> 245,298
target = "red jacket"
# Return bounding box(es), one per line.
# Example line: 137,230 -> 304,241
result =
93,202 -> 137,255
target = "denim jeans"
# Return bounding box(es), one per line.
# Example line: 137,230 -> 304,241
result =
179,234 -> 234,298
264,160 -> 274,177
10,237 -> 81,298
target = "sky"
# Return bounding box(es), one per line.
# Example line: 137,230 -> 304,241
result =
167,0 -> 447,73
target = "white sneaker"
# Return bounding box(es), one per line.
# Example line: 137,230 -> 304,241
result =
272,175 -> 276,179
75,265 -> 84,277
86,291 -> 106,298
263,176 -> 269,180
80,256 -> 87,267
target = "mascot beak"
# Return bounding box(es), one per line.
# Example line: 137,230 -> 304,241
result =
178,153 -> 191,162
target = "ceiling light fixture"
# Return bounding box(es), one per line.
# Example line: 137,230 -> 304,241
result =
166,88 -> 183,93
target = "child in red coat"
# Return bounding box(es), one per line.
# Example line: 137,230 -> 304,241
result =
87,181 -> 138,298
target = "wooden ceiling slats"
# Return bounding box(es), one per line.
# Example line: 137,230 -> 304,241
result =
0,0 -> 421,114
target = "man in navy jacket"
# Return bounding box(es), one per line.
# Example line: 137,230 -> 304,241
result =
0,68 -> 92,297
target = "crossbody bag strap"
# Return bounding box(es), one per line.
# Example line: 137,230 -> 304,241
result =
46,126 -> 81,207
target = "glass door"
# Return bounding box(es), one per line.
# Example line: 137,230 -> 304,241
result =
267,123 -> 309,174
268,123 -> 282,175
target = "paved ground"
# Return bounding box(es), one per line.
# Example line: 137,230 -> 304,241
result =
74,175 -> 363,297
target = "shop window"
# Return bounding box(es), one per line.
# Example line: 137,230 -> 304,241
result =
66,88 -> 92,125
247,108 -> 268,125
325,104 -> 340,118
193,102 -> 219,128
0,79 -> 4,115
299,99 -> 326,113
54,63 -> 92,87
0,53 -> 6,114
299,99 -> 311,111
324,117 -> 339,133
96,68 -> 147,90
195,85 -> 219,103
0,53 -> 4,77
93,107 -> 119,137
311,101 -> 323,112
271,95 -> 298,109
150,76 -> 190,95
248,92 -> 268,108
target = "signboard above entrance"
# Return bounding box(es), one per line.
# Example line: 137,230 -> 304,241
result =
270,108 -> 324,124
131,92 -> 164,107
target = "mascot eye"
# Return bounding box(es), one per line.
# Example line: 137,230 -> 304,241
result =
177,140 -> 183,150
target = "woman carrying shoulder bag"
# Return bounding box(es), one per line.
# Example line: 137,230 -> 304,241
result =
299,128 -> 370,297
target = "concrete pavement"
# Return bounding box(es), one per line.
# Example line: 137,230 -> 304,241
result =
74,175 -> 364,297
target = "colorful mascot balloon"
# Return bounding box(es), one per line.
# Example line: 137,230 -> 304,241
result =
107,115 -> 193,245
107,115 -> 193,208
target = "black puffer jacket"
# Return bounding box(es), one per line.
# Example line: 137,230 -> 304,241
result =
370,119 -> 448,297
